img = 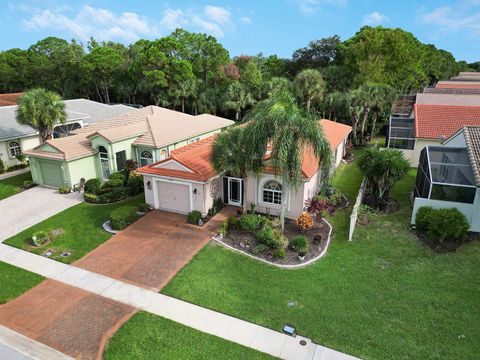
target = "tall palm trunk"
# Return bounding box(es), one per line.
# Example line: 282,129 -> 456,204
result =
370,111 -> 378,140
360,108 -> 370,144
181,98 -> 185,113
280,174 -> 289,232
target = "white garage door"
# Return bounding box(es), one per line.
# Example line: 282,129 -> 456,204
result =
157,181 -> 190,213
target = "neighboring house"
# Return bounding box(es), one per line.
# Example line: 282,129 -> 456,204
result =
24,106 -> 234,188
138,119 -> 352,219
0,98 -> 133,168
411,126 -> 480,232
0,93 -> 23,107
387,93 -> 480,166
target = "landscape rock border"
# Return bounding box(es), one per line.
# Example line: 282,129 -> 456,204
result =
212,218 -> 333,269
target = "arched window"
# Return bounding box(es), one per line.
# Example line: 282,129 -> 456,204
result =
262,180 -> 282,205
159,149 -> 167,160
98,146 -> 110,179
9,141 -> 21,157
140,150 -> 153,166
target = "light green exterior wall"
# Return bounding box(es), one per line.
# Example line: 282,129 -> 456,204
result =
29,127 -> 228,188
29,157 -> 67,187
66,155 -> 98,187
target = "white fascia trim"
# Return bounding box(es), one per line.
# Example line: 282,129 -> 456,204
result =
153,159 -> 194,173
145,173 -> 208,185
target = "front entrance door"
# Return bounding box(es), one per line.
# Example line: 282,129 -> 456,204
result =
228,178 -> 242,207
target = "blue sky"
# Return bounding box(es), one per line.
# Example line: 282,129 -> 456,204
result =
1,0 -> 479,62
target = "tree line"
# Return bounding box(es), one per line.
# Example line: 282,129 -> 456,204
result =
0,26 -> 474,144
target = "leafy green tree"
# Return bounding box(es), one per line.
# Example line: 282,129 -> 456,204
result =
223,82 -> 255,121
0,49 -> 32,92
358,147 -> 410,208
82,46 -> 123,103
16,89 -> 66,141
262,77 -> 293,98
293,69 -> 326,112
290,35 -> 341,74
170,77 -> 198,113
212,126 -> 262,212
244,92 -> 332,230
237,57 -> 263,99
197,88 -> 219,115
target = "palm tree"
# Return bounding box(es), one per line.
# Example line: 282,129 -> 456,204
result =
171,78 -> 197,113
293,69 -> 326,113
223,82 -> 255,121
211,126 -> 263,213
16,88 -> 66,142
358,147 -> 410,209
197,88 -> 218,115
244,92 -> 332,230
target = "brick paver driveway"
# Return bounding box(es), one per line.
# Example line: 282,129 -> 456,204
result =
0,280 -> 136,359
74,209 -> 230,290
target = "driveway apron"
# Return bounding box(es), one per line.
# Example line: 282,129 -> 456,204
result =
74,209 -> 234,290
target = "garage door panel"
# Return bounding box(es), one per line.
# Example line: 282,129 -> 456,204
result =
157,182 -> 190,213
41,162 -> 63,188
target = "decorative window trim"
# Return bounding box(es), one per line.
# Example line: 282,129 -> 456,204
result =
262,180 -> 282,205
140,149 -> 153,166
9,141 -> 21,158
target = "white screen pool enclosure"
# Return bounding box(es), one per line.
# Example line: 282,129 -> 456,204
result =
414,146 -> 477,204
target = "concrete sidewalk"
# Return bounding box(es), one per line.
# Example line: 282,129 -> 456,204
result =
0,187 -> 82,242
0,168 -> 30,181
0,243 -> 359,360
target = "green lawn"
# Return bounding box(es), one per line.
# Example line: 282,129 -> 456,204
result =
4,195 -> 145,263
0,261 -> 44,304
0,171 -> 32,200
103,312 -> 274,360
162,152 -> 480,360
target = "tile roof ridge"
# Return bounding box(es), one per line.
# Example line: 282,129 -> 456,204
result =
463,127 -> 480,186
145,115 -> 158,147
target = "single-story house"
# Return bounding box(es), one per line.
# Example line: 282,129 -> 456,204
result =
137,119 -> 352,219
411,126 -> 480,232
387,94 -> 480,166
24,106 -> 234,188
0,98 -> 133,168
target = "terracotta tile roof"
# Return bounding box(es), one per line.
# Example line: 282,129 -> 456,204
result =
0,93 -> 23,107
138,119 -> 352,182
436,81 -> 480,89
463,126 -> 480,187
137,136 -> 217,182
414,104 -> 480,139
24,106 -> 233,161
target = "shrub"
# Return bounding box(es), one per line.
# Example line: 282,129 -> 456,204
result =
109,206 -> 139,230
138,203 -> 150,213
296,212 -> 314,231
227,216 -> 240,230
84,178 -> 102,194
23,180 -> 33,189
219,219 -> 229,237
415,206 -> 434,232
416,207 -> 469,244
329,191 -> 343,206
84,193 -> 99,203
32,231 -> 49,246
128,175 -> 144,195
256,226 -> 280,248
187,210 -> 202,225
58,185 -> 71,194
0,159 -> 4,173
239,214 -> 263,232
109,172 -> 126,183
275,247 -> 286,259
305,197 -> 335,220
290,235 -> 309,256
124,159 -> 138,178
104,178 -> 124,188
253,244 -> 269,255
98,188 -> 129,203
208,198 -> 224,217
15,154 -> 27,163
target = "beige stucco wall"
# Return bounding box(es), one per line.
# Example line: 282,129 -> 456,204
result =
402,139 -> 440,166
333,140 -> 346,168
244,173 -> 312,220
0,135 -> 41,167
